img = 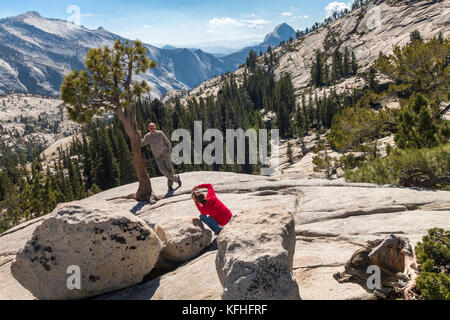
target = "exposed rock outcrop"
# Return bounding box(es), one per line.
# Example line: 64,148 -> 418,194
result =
98,251 -> 222,300
215,206 -> 300,300
154,216 -> 213,263
1,171 -> 449,300
10,200 -> 162,300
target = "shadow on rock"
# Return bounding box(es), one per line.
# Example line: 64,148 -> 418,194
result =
130,202 -> 148,215
94,278 -> 161,300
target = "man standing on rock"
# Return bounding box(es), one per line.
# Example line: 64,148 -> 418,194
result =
139,122 -> 182,192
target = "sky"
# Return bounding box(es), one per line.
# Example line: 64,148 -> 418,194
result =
0,0 -> 354,46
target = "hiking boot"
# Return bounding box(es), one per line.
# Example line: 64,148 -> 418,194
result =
168,187 -> 174,192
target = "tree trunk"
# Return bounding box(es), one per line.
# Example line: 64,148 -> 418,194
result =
400,169 -> 450,189
440,104 -> 450,116
116,107 -> 158,203
129,134 -> 158,203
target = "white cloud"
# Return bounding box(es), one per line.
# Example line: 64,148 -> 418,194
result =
143,25 -> 151,29
282,12 -> 293,17
291,15 -> 310,20
207,17 -> 269,32
241,19 -> 270,29
325,2 -> 351,17
208,17 -> 244,29
80,13 -> 103,18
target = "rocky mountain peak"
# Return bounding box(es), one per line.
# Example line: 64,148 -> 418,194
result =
263,23 -> 296,45
24,11 -> 42,17
1,10 -> 41,23
19,11 -> 42,19
274,22 -> 294,34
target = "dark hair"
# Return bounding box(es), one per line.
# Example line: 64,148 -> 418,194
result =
193,191 -> 207,205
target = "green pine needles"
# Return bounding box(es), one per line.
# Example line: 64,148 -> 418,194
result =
415,228 -> 450,300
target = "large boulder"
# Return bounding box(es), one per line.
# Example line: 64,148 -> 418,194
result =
97,251 -> 223,300
216,206 -> 300,300
154,216 -> 213,263
10,200 -> 162,300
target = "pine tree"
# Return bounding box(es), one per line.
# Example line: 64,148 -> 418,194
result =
87,184 -> 102,197
323,63 -> 330,86
311,50 -> 324,87
115,129 -> 137,185
61,39 -> 158,202
0,171 -> 12,202
302,95 -> 310,134
368,66 -> 378,91
343,47 -> 351,77
437,32 -> 444,44
95,128 -> 120,190
313,151 -> 336,179
410,30 -> 423,43
332,48 -> 343,81
351,51 -> 358,75
246,50 -> 258,71
295,101 -> 305,138
74,160 -> 86,199
395,94 -> 439,149
42,177 -> 58,215
274,74 -> 296,138
80,132 -> 94,189
375,38 -> 449,100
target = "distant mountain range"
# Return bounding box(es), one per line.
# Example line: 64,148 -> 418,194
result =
0,11 -> 296,98
160,37 -> 264,56
223,23 -> 296,69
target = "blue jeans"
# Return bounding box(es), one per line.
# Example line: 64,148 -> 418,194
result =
200,215 -> 223,235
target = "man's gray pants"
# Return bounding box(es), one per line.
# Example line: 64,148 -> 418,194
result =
155,154 -> 178,188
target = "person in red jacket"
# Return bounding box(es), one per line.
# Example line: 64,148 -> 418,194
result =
191,184 -> 233,235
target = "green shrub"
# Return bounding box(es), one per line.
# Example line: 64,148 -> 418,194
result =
345,143 -> 450,190
328,105 -> 388,152
375,38 -> 449,100
313,151 -> 336,179
395,94 -> 449,149
415,228 -> 450,300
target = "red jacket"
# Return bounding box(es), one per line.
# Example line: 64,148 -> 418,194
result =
194,184 -> 233,226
